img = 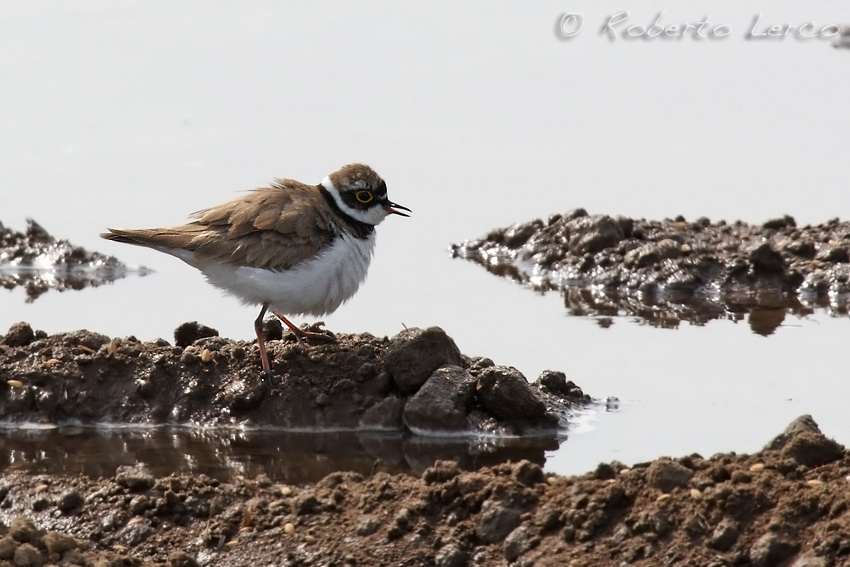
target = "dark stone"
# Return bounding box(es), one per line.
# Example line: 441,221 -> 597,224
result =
476,366 -> 546,421
434,543 -> 467,567
749,533 -> 799,567
786,240 -> 816,259
762,215 -> 796,230
780,432 -> 844,468
403,365 -> 476,433
262,318 -> 283,341
765,415 -> 823,450
564,214 -> 625,255
360,395 -> 404,430
512,461 -> 544,486
709,519 -> 740,551
57,490 -> 84,513
646,459 -> 694,493
65,330 -> 111,351
173,322 -> 219,348
537,370 -> 568,393
624,239 -> 682,269
383,327 -> 463,395
504,221 -> 542,249
295,492 -> 320,515
504,525 -> 535,562
8,517 -> 39,543
356,518 -> 379,536
475,500 -> 521,544
2,322 -> 35,348
816,247 -> 850,263
748,243 -> 786,274
42,531 -> 77,555
115,466 -> 155,492
169,550 -> 200,567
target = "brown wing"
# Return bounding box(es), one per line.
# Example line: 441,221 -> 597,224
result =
101,180 -> 338,271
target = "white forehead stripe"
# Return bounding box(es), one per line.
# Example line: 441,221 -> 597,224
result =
321,175 -> 389,227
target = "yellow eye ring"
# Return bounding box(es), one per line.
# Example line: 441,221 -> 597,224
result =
355,190 -> 373,204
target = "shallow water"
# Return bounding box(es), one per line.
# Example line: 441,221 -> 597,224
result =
2,2 -> 849,480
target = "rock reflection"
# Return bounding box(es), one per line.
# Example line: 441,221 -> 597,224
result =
0,219 -> 149,302
0,427 -> 564,483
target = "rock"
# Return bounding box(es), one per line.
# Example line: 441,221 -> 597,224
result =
748,243 -> 786,274
0,536 -> 16,560
295,492 -> 319,515
173,322 -> 219,348
13,543 -> 43,567
749,533 -> 798,567
537,370 -> 569,394
504,525 -> 534,562
646,459 -> 694,493
709,518 -> 739,551
816,247 -> 850,263
115,466 -> 155,492
475,500 -> 522,544
434,543 -> 467,567
42,532 -> 77,556
65,330 -> 111,351
168,550 -> 199,567
360,395 -> 404,430
2,323 -> 35,348
476,366 -> 546,420
624,239 -> 682,269
261,318 -> 283,342
423,461 -> 462,484
780,432 -> 844,468
403,366 -> 476,433
765,415 -> 824,451
383,327 -> 463,395
512,461 -> 544,486
564,215 -> 625,255
762,215 -> 796,230
56,490 -> 84,513
789,554 -> 827,567
355,518 -> 379,537
8,517 -> 39,543
504,221 -> 542,248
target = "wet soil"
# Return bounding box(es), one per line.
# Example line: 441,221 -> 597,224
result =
0,219 -> 147,302
0,415 -> 847,566
452,210 -> 850,328
0,322 -> 589,438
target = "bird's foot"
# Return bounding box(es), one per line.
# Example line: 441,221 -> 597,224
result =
292,321 -> 336,344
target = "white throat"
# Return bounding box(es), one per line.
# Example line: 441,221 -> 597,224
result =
321,176 -> 388,226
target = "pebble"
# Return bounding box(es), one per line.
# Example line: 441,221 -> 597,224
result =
284,523 -> 295,535
201,349 -> 213,363
7,380 -> 22,389
750,463 -> 765,472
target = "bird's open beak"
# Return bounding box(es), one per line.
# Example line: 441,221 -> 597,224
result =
385,201 -> 411,217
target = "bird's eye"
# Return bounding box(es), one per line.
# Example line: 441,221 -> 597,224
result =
355,191 -> 373,204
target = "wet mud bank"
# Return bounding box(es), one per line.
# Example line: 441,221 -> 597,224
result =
0,322 -> 590,437
0,415 -> 847,566
0,219 -> 146,302
452,209 -> 850,307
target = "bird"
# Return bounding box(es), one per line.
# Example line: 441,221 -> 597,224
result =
101,163 -> 409,381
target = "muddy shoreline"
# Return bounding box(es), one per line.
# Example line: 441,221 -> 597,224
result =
0,415 -> 847,566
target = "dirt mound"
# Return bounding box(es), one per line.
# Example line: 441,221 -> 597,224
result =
0,322 -> 590,436
0,414 -> 846,566
0,218 -> 147,302
452,210 -> 850,329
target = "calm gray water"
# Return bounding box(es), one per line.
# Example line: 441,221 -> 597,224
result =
1,2 -> 848,478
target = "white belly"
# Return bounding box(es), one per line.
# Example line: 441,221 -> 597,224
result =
173,233 -> 376,317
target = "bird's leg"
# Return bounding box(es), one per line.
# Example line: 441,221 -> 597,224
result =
272,311 -> 336,343
254,303 -> 274,384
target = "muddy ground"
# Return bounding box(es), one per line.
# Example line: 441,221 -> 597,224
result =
452,211 -> 850,327
0,321 -> 588,437
0,415 -> 846,567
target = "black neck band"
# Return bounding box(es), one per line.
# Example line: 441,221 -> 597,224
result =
319,186 -> 375,239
